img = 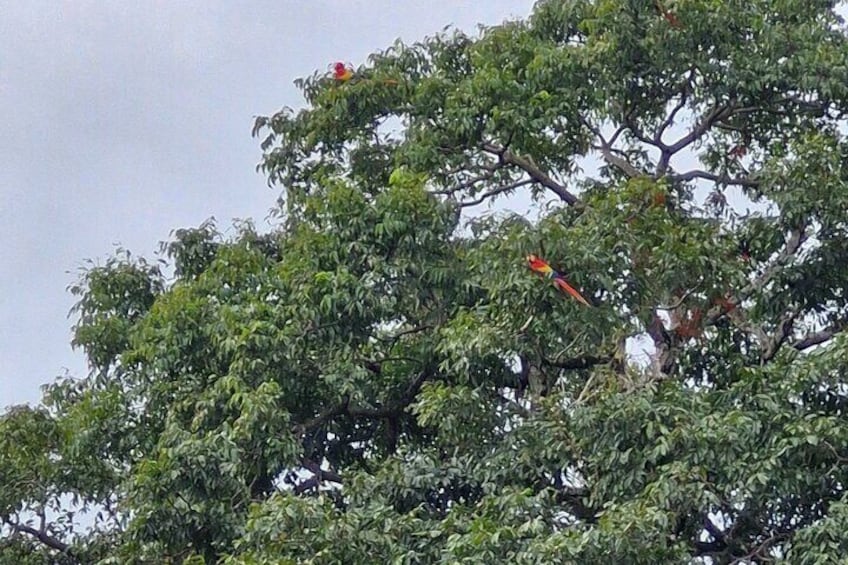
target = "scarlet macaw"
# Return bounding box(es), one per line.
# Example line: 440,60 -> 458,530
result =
527,254 -> 592,306
331,61 -> 399,85
333,62 -> 354,82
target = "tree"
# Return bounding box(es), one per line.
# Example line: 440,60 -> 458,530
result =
4,0 -> 848,562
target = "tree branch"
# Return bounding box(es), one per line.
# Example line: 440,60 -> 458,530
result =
655,69 -> 696,146
458,179 -> 534,207
294,458 -> 344,494
703,516 -> 728,546
4,519 -> 76,559
376,324 -> 434,344
793,318 -> 848,351
496,392 -> 530,418
481,142 -> 581,205
298,367 -> 433,438
348,368 -> 431,418
436,160 -> 503,195
669,169 -> 760,188
657,286 -> 701,310
541,354 -> 611,370
666,103 -> 732,155
706,225 -> 808,325
553,485 -> 598,522
299,399 -> 350,435
693,539 -> 728,557
730,532 -> 789,564
596,144 -> 645,178
624,110 -> 663,150
750,226 -> 807,291
582,118 -> 645,178
761,308 -> 803,362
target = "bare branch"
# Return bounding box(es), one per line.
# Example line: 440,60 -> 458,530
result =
703,516 -> 728,546
656,101 -> 686,145
607,123 -> 628,147
666,104 -> 732,155
793,319 -> 848,351
730,532 -> 790,564
657,99 -> 688,146
293,475 -> 330,495
4,519 -> 76,559
669,169 -> 760,188
496,392 -> 531,418
693,540 -> 727,557
762,309 -> 803,362
345,404 -> 401,418
294,458 -> 344,495
458,179 -> 534,208
714,122 -> 748,134
596,144 -> 645,178
301,368 -> 432,430
436,160 -> 504,195
582,118 -> 644,178
376,324 -> 434,343
299,399 -> 349,434
553,485 -> 597,522
624,112 -> 661,149
481,142 -> 581,205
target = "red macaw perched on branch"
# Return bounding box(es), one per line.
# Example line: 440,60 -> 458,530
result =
331,61 -> 399,85
332,62 -> 354,82
527,254 -> 592,306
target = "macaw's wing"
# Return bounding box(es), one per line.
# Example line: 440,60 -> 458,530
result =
553,276 -> 592,306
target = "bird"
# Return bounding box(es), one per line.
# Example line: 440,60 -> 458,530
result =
526,254 -> 592,306
332,62 -> 354,82
330,61 -> 400,86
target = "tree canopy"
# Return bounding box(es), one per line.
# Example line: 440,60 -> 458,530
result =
4,0 -> 848,562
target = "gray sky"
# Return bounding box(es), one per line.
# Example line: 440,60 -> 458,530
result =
1,1 -> 535,408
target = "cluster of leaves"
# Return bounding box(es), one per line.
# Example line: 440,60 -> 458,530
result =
4,0 -> 848,562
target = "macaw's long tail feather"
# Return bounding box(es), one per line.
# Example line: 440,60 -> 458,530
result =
553,277 -> 592,306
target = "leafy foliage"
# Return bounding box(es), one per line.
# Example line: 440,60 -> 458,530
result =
4,0 -> 848,562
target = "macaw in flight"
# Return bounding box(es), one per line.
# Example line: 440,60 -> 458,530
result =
527,254 -> 592,306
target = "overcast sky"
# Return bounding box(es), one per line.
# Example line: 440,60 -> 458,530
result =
1,1 -> 535,408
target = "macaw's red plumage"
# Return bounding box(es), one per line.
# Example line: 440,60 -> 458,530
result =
333,62 -> 354,82
331,62 -> 399,85
526,254 -> 592,306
